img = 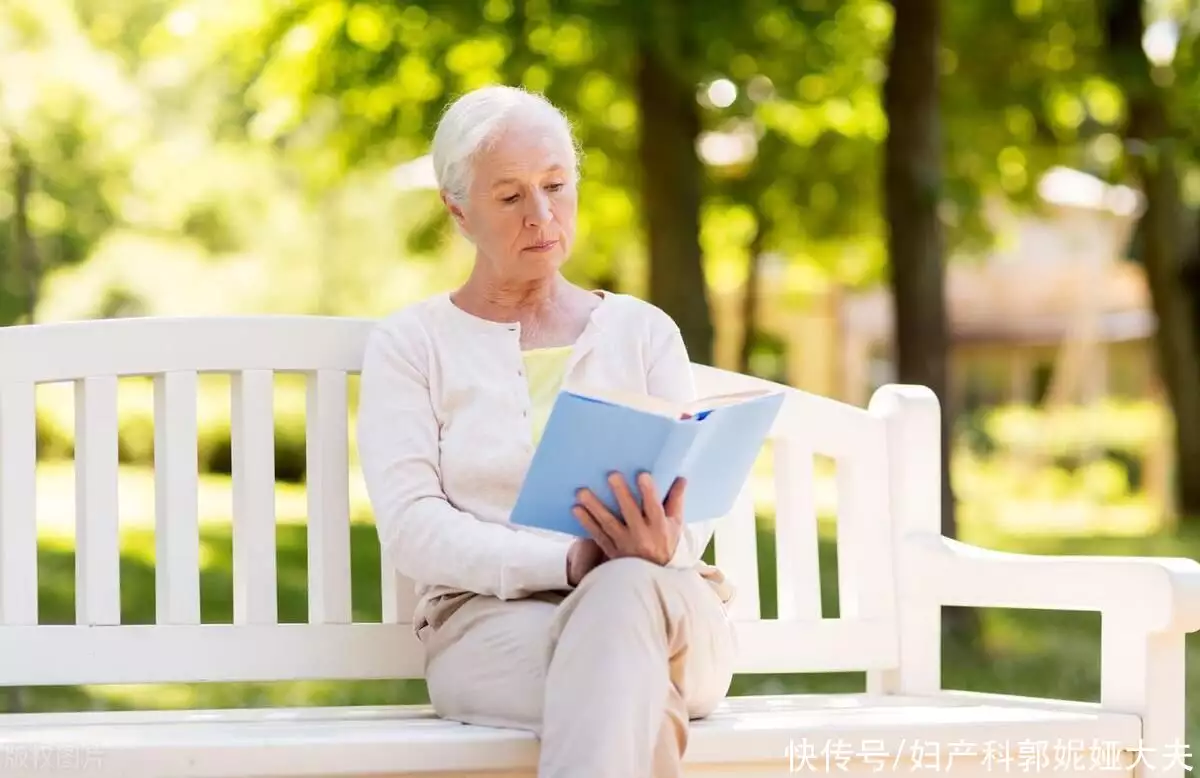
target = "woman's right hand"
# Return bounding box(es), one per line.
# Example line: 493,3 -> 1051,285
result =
573,473 -> 684,566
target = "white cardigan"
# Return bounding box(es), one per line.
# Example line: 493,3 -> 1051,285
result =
356,290 -> 717,627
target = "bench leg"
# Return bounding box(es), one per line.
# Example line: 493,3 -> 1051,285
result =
1102,624 -> 1189,778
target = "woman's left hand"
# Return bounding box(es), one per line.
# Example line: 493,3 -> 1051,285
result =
573,473 -> 684,566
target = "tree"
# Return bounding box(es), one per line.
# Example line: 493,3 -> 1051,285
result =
1101,0 -> 1200,517
882,0 -> 981,645
882,0 -> 955,538
214,0 -> 914,366
634,1 -> 713,363
0,0 -> 143,324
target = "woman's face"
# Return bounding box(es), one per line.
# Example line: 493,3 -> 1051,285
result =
448,122 -> 577,283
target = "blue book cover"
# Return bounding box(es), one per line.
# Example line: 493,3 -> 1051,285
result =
508,386 -> 785,537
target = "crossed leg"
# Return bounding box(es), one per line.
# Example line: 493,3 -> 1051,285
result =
421,558 -> 737,778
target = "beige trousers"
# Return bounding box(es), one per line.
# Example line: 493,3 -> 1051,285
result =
418,557 -> 738,778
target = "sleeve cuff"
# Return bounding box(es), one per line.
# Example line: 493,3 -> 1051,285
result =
513,536 -> 573,595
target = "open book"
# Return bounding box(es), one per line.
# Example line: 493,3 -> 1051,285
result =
508,385 -> 785,537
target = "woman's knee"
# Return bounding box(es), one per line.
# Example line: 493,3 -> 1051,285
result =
556,558 -> 710,643
577,556 -> 665,594
572,557 -> 717,613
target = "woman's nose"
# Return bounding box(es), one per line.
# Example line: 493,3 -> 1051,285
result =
525,193 -> 551,225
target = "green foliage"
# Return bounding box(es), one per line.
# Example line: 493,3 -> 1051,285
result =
10,0 -> 1181,330
0,0 -> 150,323
975,398 -> 1166,459
217,0 -> 910,292
951,399 -> 1172,533
0,0 -> 466,329
208,0 -> 1161,305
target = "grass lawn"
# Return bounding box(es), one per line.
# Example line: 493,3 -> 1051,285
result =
11,502 -> 1200,750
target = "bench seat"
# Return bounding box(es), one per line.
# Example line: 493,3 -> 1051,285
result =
0,692 -> 1141,777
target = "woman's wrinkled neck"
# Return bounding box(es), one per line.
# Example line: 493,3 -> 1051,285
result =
454,263 -> 571,323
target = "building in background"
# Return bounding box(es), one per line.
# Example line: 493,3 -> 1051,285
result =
759,168 -> 1154,411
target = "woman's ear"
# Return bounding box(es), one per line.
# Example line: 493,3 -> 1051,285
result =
441,191 -> 472,239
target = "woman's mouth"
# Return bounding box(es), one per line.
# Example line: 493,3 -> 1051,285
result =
525,240 -> 558,253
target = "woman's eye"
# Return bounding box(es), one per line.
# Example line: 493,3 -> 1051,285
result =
501,194 -> 520,204
546,182 -> 563,192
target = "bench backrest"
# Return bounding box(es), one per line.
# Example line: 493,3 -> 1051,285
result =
0,316 -> 901,689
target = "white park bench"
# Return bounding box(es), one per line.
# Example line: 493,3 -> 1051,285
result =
0,315 -> 1197,777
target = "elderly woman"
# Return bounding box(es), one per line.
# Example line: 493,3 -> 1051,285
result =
356,85 -> 736,778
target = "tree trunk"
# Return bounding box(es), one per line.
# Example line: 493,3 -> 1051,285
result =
738,211 -> 767,375
504,0 -> 531,84
635,26 -> 713,365
1103,0 -> 1200,518
12,145 -> 38,324
1184,241 -> 1200,348
882,0 -> 957,539
884,0 -> 980,649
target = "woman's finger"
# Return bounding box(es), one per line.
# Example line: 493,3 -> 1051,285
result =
636,473 -> 663,525
574,506 -> 618,558
609,473 -> 648,533
576,489 -> 628,549
663,477 -> 687,521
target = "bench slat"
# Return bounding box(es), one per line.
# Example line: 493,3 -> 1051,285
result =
74,376 -> 121,625
231,370 -> 278,625
306,370 -> 352,624
836,425 -> 896,626
772,438 -> 822,621
713,484 -> 760,621
0,623 -> 422,685
0,617 -> 898,686
0,317 -> 374,383
154,371 -> 201,625
0,381 -> 37,625
691,363 -> 878,460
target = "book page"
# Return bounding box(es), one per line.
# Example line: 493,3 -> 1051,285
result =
567,386 -> 779,419
565,387 -> 684,417
682,389 -> 778,416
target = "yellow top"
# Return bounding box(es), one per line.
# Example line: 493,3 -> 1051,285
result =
522,345 -> 573,445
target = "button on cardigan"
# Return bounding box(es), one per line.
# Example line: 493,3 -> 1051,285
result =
355,290 -> 718,628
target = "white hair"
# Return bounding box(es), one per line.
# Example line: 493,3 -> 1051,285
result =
431,85 -> 579,205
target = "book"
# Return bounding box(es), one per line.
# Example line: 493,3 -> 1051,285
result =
508,385 -> 785,537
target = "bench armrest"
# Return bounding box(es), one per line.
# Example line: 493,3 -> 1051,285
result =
871,384 -> 1195,772
870,385 -> 1200,636
904,532 -> 1200,635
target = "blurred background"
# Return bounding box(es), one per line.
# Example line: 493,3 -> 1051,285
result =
3,0 -> 1199,742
